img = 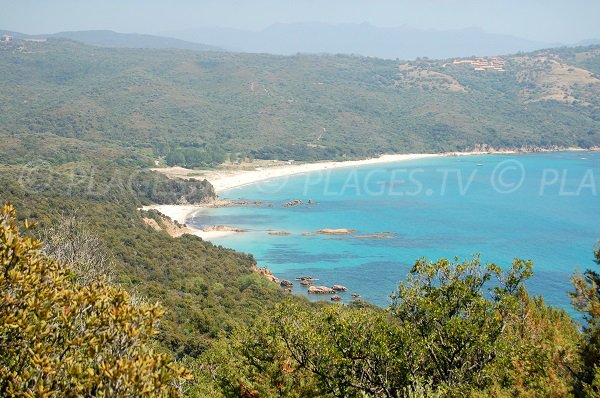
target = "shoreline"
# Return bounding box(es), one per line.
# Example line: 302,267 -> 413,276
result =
145,153 -> 447,240
145,148 -> 597,241
141,203 -> 240,240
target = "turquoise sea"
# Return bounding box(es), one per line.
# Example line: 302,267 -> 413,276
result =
191,152 -> 599,312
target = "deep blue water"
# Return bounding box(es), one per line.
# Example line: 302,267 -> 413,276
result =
190,152 -> 599,312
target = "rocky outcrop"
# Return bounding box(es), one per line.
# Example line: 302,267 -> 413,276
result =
142,211 -> 192,238
300,280 -> 313,286
308,285 -> 336,294
253,266 -> 279,283
280,280 -> 294,288
133,173 -> 216,205
332,285 -> 348,292
330,295 -> 342,301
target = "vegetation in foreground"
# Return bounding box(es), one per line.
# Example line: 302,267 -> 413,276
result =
0,204 -> 189,397
1,199 -> 599,396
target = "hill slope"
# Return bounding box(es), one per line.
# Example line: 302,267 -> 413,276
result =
0,38 -> 598,166
0,29 -> 222,51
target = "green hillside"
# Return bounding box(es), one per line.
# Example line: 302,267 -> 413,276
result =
0,38 -> 598,166
1,37 -> 600,396
0,161 -> 292,358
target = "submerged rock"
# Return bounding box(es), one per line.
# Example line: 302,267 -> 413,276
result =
268,231 -> 292,236
295,276 -> 316,281
318,228 -> 356,235
202,225 -> 247,232
352,232 -> 394,239
283,200 -> 303,207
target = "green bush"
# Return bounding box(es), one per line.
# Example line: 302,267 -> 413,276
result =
0,204 -> 190,397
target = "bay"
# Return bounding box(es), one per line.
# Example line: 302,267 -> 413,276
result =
191,152 -> 600,312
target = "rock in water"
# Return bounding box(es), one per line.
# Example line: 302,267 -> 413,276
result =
280,280 -> 294,287
308,285 -> 336,294
295,276 -> 316,281
268,231 -> 292,236
318,228 -> 356,235
283,200 -> 303,207
332,285 -> 348,291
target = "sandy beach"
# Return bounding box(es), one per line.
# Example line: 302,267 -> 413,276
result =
141,203 -> 238,240
142,153 -> 460,240
206,153 -> 443,192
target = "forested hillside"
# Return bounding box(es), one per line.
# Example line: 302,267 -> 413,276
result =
0,38 -> 598,166
1,35 -> 600,396
0,163 -> 290,358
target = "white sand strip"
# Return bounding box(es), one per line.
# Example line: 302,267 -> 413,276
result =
141,204 -> 239,241
208,154 -> 442,193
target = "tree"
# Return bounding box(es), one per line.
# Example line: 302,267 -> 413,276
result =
0,203 -> 190,397
487,291 -> 580,397
166,150 -> 185,167
195,311 -> 322,398
191,255 -> 583,396
274,302 -> 414,397
570,243 -> 600,396
38,212 -> 113,285
389,256 -> 533,394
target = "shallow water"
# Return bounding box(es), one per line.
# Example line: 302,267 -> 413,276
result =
191,152 -> 599,312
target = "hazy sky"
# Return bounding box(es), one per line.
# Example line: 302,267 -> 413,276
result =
1,0 -> 599,43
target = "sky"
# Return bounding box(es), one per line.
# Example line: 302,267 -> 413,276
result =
1,0 -> 599,44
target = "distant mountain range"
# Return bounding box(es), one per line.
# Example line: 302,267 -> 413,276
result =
0,29 -> 222,52
164,22 -> 568,59
2,25 -> 598,60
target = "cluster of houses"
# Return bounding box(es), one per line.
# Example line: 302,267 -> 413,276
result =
1,35 -> 47,43
451,57 -> 506,72
1,35 -> 48,53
